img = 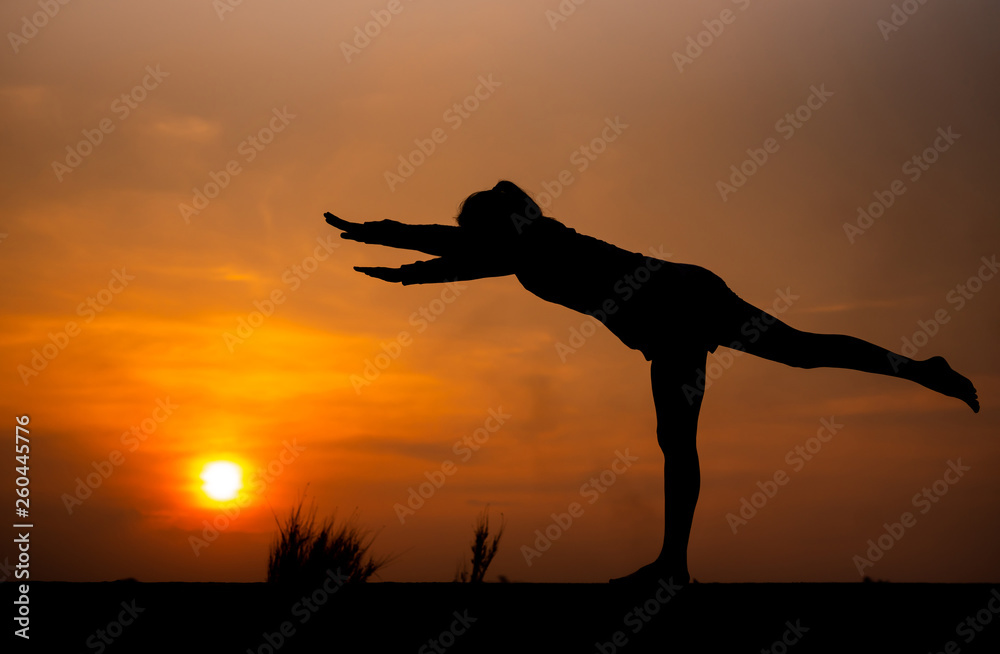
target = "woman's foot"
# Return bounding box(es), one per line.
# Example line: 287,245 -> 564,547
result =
914,356 -> 980,413
609,560 -> 690,587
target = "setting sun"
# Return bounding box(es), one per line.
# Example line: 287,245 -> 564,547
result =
200,461 -> 244,502
3,0 -> 998,612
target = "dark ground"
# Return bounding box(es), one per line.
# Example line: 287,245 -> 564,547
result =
8,580 -> 1000,653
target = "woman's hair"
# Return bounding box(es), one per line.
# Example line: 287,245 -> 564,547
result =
456,181 -> 547,238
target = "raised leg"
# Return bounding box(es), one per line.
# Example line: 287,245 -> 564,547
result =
610,347 -> 708,586
731,302 -> 979,413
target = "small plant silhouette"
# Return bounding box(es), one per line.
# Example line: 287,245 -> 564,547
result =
455,505 -> 505,583
267,493 -> 389,587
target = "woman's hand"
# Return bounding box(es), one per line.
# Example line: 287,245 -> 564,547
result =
323,212 -> 357,232
353,266 -> 406,283
325,213 -> 402,245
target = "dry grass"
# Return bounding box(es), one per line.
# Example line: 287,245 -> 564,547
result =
267,495 -> 390,587
455,505 -> 505,583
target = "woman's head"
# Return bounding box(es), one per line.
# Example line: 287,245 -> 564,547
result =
456,181 -> 546,240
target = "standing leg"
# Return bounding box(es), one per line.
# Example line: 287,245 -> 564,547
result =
610,347 -> 708,586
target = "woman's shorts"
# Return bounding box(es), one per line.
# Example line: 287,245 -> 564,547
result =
614,262 -> 770,361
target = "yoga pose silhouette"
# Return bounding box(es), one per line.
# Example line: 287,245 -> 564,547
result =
325,180 -> 979,585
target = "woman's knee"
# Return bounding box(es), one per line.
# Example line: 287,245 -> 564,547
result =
743,324 -> 824,369
656,423 -> 698,453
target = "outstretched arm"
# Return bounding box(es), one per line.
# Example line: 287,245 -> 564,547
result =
325,213 -> 462,257
356,255 -> 513,286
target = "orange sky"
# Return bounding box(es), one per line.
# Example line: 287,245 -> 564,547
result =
1,0 -> 998,583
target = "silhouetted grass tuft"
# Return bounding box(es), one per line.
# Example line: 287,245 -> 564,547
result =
267,494 -> 390,587
455,505 -> 505,583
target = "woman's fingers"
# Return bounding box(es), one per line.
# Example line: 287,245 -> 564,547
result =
324,212 -> 358,232
327,215 -> 405,246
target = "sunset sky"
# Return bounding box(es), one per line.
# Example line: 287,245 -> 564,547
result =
1,0 -> 998,584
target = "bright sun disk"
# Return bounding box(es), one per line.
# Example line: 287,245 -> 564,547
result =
200,461 -> 243,501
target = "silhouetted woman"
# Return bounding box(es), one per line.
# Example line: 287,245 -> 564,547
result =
325,180 -> 979,586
